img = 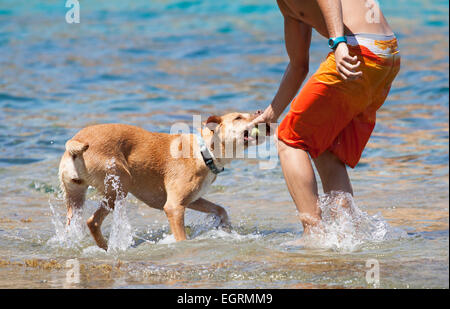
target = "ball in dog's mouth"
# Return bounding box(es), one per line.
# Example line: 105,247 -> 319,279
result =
244,124 -> 270,144
243,128 -> 258,143
243,129 -> 254,142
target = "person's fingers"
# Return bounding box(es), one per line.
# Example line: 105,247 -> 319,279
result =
338,65 -> 362,80
340,61 -> 363,78
342,60 -> 361,71
247,115 -> 264,129
349,72 -> 363,79
338,65 -> 351,77
353,70 -> 363,78
339,72 -> 348,80
337,66 -> 348,80
343,55 -> 358,64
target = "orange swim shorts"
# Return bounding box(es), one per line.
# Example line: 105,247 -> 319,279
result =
277,33 -> 401,168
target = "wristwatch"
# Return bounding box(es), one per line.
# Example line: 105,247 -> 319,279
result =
328,36 -> 347,50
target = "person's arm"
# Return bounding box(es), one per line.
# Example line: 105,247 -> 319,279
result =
315,0 -> 362,80
316,0 -> 344,38
251,11 -> 312,125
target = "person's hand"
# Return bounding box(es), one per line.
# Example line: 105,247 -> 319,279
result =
334,43 -> 362,80
248,107 -> 278,129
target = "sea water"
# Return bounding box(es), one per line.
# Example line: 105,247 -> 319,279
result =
0,0 -> 448,288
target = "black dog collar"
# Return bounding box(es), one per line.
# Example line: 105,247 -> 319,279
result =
196,134 -> 224,175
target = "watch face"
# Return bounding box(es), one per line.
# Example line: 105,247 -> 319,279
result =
328,38 -> 334,48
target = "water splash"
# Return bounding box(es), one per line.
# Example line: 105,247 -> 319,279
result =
158,234 -> 176,244
130,210 -> 260,245
47,198 -> 86,249
104,158 -> 134,253
107,198 -> 134,252
47,158 -> 134,253
196,228 -> 261,242
185,211 -> 222,238
150,226 -> 259,245
286,191 -> 407,252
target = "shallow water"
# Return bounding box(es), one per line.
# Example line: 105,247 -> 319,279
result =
0,0 -> 448,288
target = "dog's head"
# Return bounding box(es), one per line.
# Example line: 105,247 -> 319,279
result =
204,111 -> 271,158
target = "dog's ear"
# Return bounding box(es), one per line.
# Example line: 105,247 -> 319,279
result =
205,115 -> 222,131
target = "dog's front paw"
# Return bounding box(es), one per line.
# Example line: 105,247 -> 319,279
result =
218,220 -> 232,233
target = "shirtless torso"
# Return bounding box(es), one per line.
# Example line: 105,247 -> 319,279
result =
278,0 -> 394,37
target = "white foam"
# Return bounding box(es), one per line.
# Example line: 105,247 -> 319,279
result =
107,199 -> 134,252
185,210 -> 260,241
47,198 -> 86,249
81,245 -> 109,257
157,234 -> 176,244
196,229 -> 260,242
104,158 -> 134,253
47,158 -> 135,253
284,191 -> 407,252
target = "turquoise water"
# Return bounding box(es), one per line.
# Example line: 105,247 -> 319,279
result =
0,0 -> 448,288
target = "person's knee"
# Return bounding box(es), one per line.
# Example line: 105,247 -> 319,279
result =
315,151 -> 343,168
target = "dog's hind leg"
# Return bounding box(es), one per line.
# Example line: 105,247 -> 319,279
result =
87,164 -> 131,250
62,183 -> 88,226
87,194 -> 117,250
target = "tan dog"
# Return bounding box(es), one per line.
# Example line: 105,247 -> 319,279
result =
58,112 -> 268,250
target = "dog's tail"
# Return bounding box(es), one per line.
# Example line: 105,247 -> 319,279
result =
60,139 -> 89,184
65,140 -> 89,156
60,139 -> 89,186
60,139 -> 89,226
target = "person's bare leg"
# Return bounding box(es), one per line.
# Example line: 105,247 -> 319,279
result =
313,150 -> 353,194
278,140 -> 321,233
313,150 -> 353,210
